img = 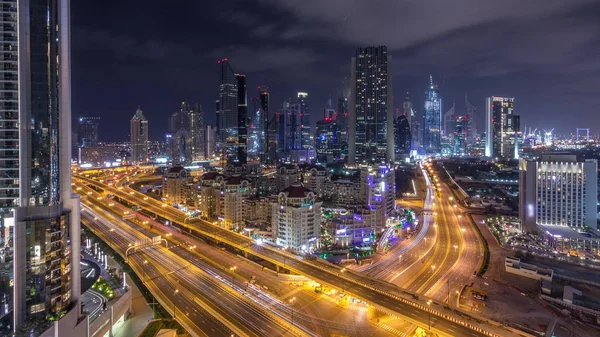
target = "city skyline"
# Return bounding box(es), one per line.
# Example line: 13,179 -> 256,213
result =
72,1 -> 600,142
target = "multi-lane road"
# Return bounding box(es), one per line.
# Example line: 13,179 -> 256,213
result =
81,193 -> 307,337
74,168 -> 526,337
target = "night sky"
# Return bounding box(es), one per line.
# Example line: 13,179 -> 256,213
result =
72,0 -> 600,142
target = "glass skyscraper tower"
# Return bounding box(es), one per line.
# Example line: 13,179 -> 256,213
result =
423,75 -> 442,154
348,46 -> 394,164
0,0 -> 82,334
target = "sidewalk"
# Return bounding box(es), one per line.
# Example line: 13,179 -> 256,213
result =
113,274 -> 154,337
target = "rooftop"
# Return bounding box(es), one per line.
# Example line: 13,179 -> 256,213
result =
280,184 -> 312,198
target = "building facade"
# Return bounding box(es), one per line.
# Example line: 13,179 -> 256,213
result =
486,97 -> 521,159
395,115 -> 411,157
348,46 -> 394,164
519,155 -> 598,233
423,75 -> 442,154
453,115 -> 468,156
163,166 -> 193,206
465,96 -> 477,153
272,184 -> 322,251
130,108 -> 149,163
216,59 -> 238,160
77,117 -> 100,148
0,1 -> 85,335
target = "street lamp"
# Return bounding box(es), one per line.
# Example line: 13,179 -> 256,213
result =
427,300 -> 432,331
173,289 -> 179,319
142,260 -> 148,283
229,266 -> 237,285
455,290 -> 460,308
289,297 -> 296,326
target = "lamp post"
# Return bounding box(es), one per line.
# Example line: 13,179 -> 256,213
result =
427,300 -> 432,331
173,289 -> 179,319
229,266 -> 237,285
142,260 -> 148,283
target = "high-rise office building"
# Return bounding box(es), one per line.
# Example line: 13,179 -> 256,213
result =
443,101 -> 455,138
485,96 -> 521,159
131,108 -> 149,163
258,86 -> 274,165
337,95 -> 349,153
297,92 -> 311,150
77,117 -> 100,148
453,115 -> 468,155
315,118 -> 339,162
348,46 -> 394,164
0,1 -> 85,335
465,96 -> 476,152
395,115 -> 411,156
236,74 -> 248,164
216,59 -> 238,160
519,155 -> 597,233
167,102 -> 203,164
423,75 -> 442,154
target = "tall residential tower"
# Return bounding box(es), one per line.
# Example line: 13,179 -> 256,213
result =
423,75 -> 442,154
348,46 -> 394,164
0,1 -> 86,335
131,107 -> 149,163
485,96 -> 520,159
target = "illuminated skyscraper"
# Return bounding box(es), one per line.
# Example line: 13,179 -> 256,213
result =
77,117 -> 100,148
423,75 -> 442,154
465,96 -> 477,152
297,92 -> 311,150
454,115 -> 468,155
0,1 -> 85,334
131,107 -> 149,163
395,115 -> 411,156
236,74 -> 248,164
216,59 -> 238,160
485,96 -> 520,159
348,46 -> 394,164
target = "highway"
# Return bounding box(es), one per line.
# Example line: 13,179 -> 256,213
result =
81,199 -> 308,337
74,169 -> 523,337
80,182 -> 396,337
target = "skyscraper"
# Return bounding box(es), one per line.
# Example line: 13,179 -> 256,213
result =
216,59 -> 238,159
395,115 -> 411,156
348,46 -> 394,164
465,96 -> 477,152
236,74 -> 248,164
77,117 -> 100,148
423,75 -> 442,154
443,100 -> 455,137
485,96 -> 520,159
131,107 -> 149,163
0,1 -> 85,334
167,102 -> 203,164
337,95 -> 349,151
258,86 -> 273,165
454,115 -> 468,155
297,92 -> 311,150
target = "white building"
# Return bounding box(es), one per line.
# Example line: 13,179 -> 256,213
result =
272,184 -> 322,251
198,172 -> 225,220
302,165 -> 327,197
360,164 -> 396,215
275,163 -> 301,191
519,154 -> 597,233
217,176 -> 252,231
163,166 -> 192,205
323,178 -> 361,207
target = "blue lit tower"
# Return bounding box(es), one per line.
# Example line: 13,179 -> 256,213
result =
423,75 -> 442,154
0,0 -> 84,334
348,46 -> 394,164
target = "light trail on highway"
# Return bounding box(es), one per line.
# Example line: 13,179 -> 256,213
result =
74,169 -> 523,337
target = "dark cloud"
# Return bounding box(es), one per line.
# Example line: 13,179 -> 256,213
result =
72,0 -> 600,141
